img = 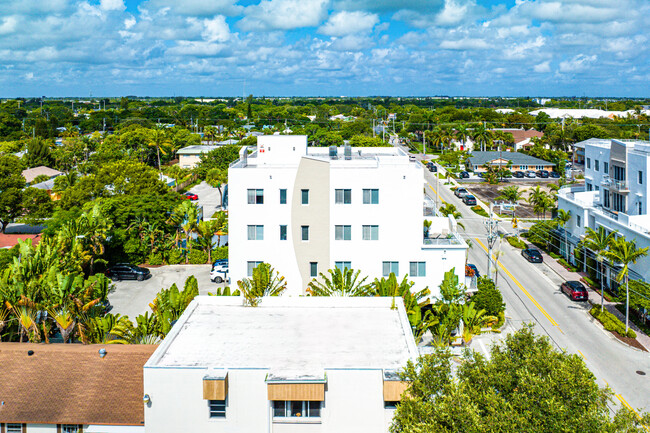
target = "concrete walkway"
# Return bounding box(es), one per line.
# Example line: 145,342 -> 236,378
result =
539,249 -> 650,351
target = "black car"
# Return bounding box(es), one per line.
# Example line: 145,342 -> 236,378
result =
459,171 -> 470,178
549,171 -> 561,178
477,172 -> 485,178
427,163 -> 437,173
514,171 -> 525,178
521,249 -> 543,263
536,170 -> 550,178
463,194 -> 477,205
106,264 -> 152,281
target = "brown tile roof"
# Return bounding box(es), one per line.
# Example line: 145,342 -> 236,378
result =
0,234 -> 40,249
0,343 -> 157,426
498,129 -> 544,144
21,166 -> 62,184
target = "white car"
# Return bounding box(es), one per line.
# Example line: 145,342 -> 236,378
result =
211,261 -> 229,284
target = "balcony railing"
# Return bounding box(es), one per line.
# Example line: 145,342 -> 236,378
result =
610,179 -> 629,192
423,233 -> 463,246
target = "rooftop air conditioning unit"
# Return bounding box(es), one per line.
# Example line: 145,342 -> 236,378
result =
344,144 -> 352,160
329,145 -> 338,160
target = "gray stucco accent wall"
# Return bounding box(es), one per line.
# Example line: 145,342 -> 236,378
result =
291,157 -> 330,294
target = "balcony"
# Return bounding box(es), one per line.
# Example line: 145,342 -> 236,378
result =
423,232 -> 464,247
610,179 -> 630,193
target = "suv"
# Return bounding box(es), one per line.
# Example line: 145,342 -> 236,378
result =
514,171 -> 525,178
521,249 -> 543,263
560,280 -> 589,301
105,264 -> 151,281
454,188 -> 469,198
211,259 -> 229,283
463,195 -> 477,205
525,170 -> 536,178
459,171 -> 470,178
536,170 -> 549,178
426,162 -> 437,172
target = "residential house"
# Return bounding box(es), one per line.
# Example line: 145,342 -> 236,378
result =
21,166 -> 62,185
177,145 -> 220,169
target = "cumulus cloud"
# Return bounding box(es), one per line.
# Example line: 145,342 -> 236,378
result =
534,61 -> 551,73
559,54 -> 597,72
100,0 -> 126,12
318,11 -> 379,37
139,0 -> 243,16
239,0 -> 329,31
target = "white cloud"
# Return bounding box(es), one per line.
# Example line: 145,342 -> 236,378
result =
559,54 -> 597,72
327,35 -> 374,51
519,1 -> 625,24
201,16 -> 230,42
24,72 -> 34,80
534,61 -> 551,72
318,11 -> 379,37
0,17 -> 18,35
124,17 -> 136,29
435,0 -> 471,26
100,0 -> 126,12
139,0 -> 243,16
239,0 -> 329,31
333,0 -> 443,13
439,38 -> 490,50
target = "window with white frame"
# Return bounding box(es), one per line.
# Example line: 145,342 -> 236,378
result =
301,225 -> 309,241
335,225 -> 351,240
335,261 -> 351,272
335,189 -> 352,204
362,188 -> 379,204
409,262 -> 426,277
586,183 -> 593,191
310,262 -> 318,277
208,399 -> 227,418
301,189 -> 309,205
247,189 -> 264,204
280,225 -> 287,240
6,424 -> 24,433
586,158 -> 591,169
382,261 -> 399,276
594,159 -> 599,171
247,225 -> 264,240
520,165 -> 528,170
247,261 -> 263,276
604,162 -> 609,174
639,171 -> 643,184
273,401 -> 321,418
362,225 -> 379,240
577,215 -> 581,227
61,426 -> 81,433
280,189 -> 287,204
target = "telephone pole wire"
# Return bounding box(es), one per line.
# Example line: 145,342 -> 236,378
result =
484,202 -> 499,278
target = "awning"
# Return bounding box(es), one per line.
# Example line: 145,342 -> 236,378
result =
266,371 -> 326,401
383,370 -> 409,401
203,370 -> 228,400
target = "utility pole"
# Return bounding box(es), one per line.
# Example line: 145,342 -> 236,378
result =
484,203 -> 499,279
372,119 -> 375,138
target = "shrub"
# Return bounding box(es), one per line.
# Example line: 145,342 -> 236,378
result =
148,253 -> 163,266
167,249 -> 183,265
473,277 -> 505,316
506,236 -> 526,249
590,306 -> 636,339
212,246 -> 228,261
549,252 -> 561,259
188,249 -> 208,264
471,206 -> 489,218
123,237 -> 147,265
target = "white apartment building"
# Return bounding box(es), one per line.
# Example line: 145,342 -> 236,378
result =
143,296 -> 417,433
227,135 -> 468,297
558,139 -> 650,284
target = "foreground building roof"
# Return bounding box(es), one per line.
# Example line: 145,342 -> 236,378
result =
0,343 -> 157,426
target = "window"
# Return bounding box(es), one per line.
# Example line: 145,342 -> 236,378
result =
638,202 -> 643,214
273,401 -> 321,418
409,262 -> 426,277
335,225 -> 351,240
209,399 -> 227,418
604,162 -> 609,174
520,165 -> 528,170
335,261 -> 351,272
586,183 -> 593,191
576,215 -> 581,227
247,261 -> 263,276
6,425 -> 24,433
362,225 -> 379,240
639,171 -> 643,184
594,159 -> 599,171
247,189 -> 264,204
613,165 -> 625,181
280,189 -> 287,204
310,262 -> 318,277
363,188 -> 379,204
280,225 -> 287,240
382,261 -> 399,276
384,401 -> 400,409
613,193 -> 626,212
301,225 -> 309,241
247,225 -> 264,240
61,426 -> 81,433
301,189 -> 309,205
335,189 -> 352,204
595,186 -> 599,191
603,192 -> 610,208
586,158 -> 591,169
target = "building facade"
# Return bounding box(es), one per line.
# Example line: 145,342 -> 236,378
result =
467,151 -> 555,173
227,135 -> 468,297
558,139 -> 650,284
143,296 -> 418,433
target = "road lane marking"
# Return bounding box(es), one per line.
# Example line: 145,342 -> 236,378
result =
427,184 -> 445,203
578,350 -> 586,359
474,237 -> 560,328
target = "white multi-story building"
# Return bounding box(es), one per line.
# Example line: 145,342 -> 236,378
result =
227,135 -> 468,297
558,139 -> 650,284
143,296 -> 417,433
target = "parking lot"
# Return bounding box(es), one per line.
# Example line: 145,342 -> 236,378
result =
186,181 -> 223,220
108,264 -> 227,319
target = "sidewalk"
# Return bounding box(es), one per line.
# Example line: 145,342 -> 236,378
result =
539,250 -> 650,351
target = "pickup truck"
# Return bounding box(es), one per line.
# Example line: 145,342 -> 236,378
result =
454,188 -> 469,198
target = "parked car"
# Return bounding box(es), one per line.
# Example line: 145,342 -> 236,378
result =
525,170 -> 536,178
502,171 -> 513,178
105,264 -> 151,281
211,259 -> 229,283
514,171 -> 525,178
454,187 -> 469,198
549,171 -> 561,178
466,263 -> 480,278
462,195 -> 477,205
426,162 -> 437,172
536,170 -> 550,178
184,192 -> 199,200
560,280 -> 589,301
409,155 -> 417,162
521,249 -> 543,263
459,171 -> 469,178
477,172 -> 485,178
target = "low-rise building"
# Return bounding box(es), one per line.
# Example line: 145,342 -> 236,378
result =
228,135 -> 468,297
558,139 -> 650,284
467,151 -> 555,173
21,166 -> 62,185
0,343 -> 156,433
143,296 -> 417,433
177,145 -> 220,169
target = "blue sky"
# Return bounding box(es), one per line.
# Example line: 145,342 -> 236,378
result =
0,0 -> 648,97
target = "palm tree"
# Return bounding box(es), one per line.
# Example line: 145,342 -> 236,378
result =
148,128 -> 172,171
555,209 -> 571,260
237,263 -> 287,306
430,128 -> 444,152
454,124 -> 469,151
438,203 -> 465,229
604,237 -> 649,333
370,273 -> 430,328
307,267 -> 371,297
472,124 -> 493,152
168,201 -> 199,263
527,186 -> 553,219
195,220 -> 220,263
581,227 -> 617,313
498,185 -> 523,204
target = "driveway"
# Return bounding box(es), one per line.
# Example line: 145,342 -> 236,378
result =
108,264 -> 227,319
187,181 -> 223,220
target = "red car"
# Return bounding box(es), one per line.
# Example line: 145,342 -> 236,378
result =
560,281 -> 589,301
183,192 -> 199,200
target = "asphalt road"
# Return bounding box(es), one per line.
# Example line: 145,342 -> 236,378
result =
424,165 -> 650,414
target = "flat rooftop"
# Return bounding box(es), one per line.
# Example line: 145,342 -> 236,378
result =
146,296 -> 418,371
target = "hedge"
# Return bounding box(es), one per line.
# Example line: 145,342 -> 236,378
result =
471,206 -> 489,218
188,249 -> 208,264
506,236 -> 526,249
167,249 -> 183,265
590,306 -> 637,339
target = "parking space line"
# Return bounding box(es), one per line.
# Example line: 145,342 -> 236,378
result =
474,237 -> 560,328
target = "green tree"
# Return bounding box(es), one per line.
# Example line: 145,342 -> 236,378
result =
370,273 -> 430,328
498,185 -> 523,203
581,227 -> 618,313
147,127 -> 172,171
438,203 -> 465,229
307,267 -> 372,297
555,209 -> 571,260
0,155 -> 25,233
237,263 -> 287,306
21,187 -> 54,224
604,238 -> 649,333
472,276 -> 505,316
25,138 -> 54,168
